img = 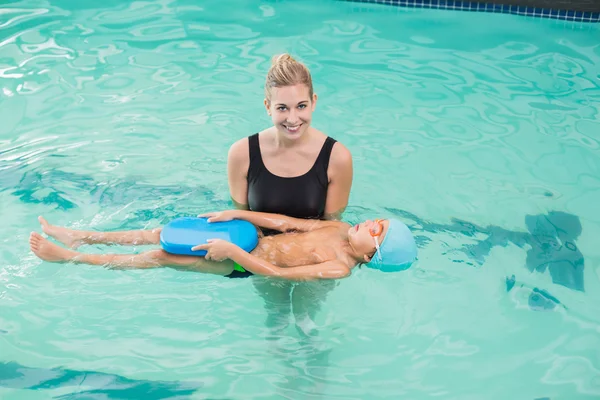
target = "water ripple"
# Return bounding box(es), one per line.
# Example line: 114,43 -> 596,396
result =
0,8 -> 49,30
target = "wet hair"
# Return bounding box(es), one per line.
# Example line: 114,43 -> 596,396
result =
264,53 -> 314,103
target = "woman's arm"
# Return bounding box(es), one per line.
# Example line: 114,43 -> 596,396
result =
201,210 -> 345,233
227,138 -> 250,210
324,142 -> 353,220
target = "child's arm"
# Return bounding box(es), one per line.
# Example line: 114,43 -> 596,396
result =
200,210 -> 344,233
191,240 -> 351,281
229,246 -> 351,280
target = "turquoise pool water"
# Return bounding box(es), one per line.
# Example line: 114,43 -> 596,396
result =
1,0 -> 600,398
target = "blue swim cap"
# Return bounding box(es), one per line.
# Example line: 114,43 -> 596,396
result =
366,218 -> 417,272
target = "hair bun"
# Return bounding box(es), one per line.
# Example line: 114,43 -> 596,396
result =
264,53 -> 313,102
272,53 -> 294,65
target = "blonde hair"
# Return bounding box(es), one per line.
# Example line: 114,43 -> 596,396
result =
264,53 -> 314,103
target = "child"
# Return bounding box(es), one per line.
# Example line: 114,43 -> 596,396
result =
29,209 -> 417,280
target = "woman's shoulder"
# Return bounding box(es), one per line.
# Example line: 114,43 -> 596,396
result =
312,128 -> 349,150
330,139 -> 352,160
228,135 -> 252,165
324,134 -> 353,171
228,129 -> 276,157
304,127 -> 352,174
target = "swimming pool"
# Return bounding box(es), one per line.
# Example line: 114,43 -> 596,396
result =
1,0 -> 599,398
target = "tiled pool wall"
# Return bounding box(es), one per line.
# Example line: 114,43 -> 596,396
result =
338,0 -> 600,22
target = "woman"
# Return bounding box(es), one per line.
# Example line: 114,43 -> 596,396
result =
226,54 -> 354,338
227,53 -> 353,221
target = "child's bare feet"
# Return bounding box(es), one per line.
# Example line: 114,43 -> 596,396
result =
29,232 -> 77,263
38,216 -> 84,249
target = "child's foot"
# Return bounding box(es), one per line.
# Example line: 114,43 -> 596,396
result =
38,216 -> 84,249
29,232 -> 77,262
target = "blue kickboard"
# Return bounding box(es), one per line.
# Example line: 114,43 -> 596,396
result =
160,217 -> 259,256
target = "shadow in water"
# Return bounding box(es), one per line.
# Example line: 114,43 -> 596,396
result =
3,168 -> 231,226
385,207 -> 586,311
0,361 -> 203,398
386,208 -> 585,292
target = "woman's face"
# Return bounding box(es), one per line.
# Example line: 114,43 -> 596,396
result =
265,84 -> 317,140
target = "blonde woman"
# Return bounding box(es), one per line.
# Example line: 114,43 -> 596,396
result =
227,53 -> 353,221
227,54 -> 354,338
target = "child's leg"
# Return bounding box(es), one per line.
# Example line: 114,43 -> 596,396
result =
29,232 -> 234,276
38,216 -> 160,249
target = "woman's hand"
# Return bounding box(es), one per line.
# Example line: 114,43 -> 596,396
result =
191,239 -> 238,261
198,210 -> 239,223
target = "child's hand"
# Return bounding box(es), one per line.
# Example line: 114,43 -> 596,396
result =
198,210 -> 237,223
191,239 -> 237,261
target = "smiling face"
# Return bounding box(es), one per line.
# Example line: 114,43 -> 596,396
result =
265,84 -> 317,140
347,219 -> 389,263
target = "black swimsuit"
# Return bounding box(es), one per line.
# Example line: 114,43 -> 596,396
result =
247,132 -> 337,220
225,133 -> 337,279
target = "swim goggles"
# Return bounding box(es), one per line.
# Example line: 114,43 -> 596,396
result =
370,219 -> 384,263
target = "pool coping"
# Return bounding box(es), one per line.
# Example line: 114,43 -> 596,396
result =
337,0 -> 600,22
